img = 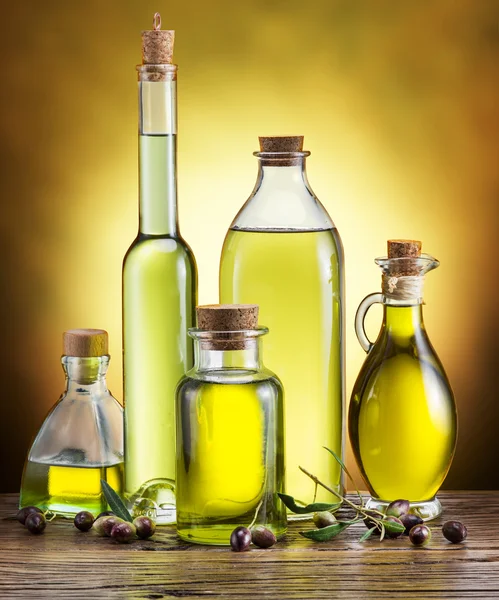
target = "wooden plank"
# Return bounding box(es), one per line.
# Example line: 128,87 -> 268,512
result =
0,493 -> 497,599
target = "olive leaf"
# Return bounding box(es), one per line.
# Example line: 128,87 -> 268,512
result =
382,519 -> 405,535
379,523 -> 386,542
101,479 -> 133,523
359,526 -> 377,542
323,447 -> 364,506
277,493 -> 341,515
299,521 -> 351,542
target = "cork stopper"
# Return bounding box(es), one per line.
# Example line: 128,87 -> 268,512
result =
196,305 -> 259,351
259,136 -> 304,153
141,13 -> 174,65
197,305 -> 259,331
63,329 -> 109,357
387,239 -> 422,277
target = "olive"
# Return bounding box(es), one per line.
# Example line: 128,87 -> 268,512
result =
110,521 -> 136,543
386,499 -> 410,518
74,511 -> 94,532
96,510 -> 115,520
363,509 -> 380,530
442,521 -> 467,544
93,515 -> 124,537
133,516 -> 156,539
17,506 -> 43,525
400,513 -> 423,535
409,524 -> 431,546
230,526 -> 252,552
251,526 -> 277,548
25,512 -> 46,535
313,511 -> 337,529
384,516 -> 404,539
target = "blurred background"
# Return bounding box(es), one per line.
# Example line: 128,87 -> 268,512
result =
0,0 -> 497,493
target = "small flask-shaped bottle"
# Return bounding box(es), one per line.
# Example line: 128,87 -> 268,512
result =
349,240 -> 457,519
220,136 -> 344,515
20,330 -> 124,516
176,305 -> 286,545
122,18 -> 197,522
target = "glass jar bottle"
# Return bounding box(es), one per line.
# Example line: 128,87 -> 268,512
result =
349,240 -> 457,520
176,304 -> 286,545
220,136 -> 344,517
20,329 -> 124,517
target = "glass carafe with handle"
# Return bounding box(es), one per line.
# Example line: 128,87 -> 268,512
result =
348,240 -> 457,520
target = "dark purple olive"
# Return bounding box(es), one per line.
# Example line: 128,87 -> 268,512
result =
25,512 -> 46,535
386,499 -> 410,518
409,524 -> 431,546
133,516 -> 156,539
400,513 -> 424,535
363,510 -> 380,530
313,511 -> 337,529
230,526 -> 252,552
110,521 -> 136,543
74,511 -> 94,532
251,526 -> 276,548
17,506 -> 43,525
442,521 -> 467,544
96,510 -> 115,520
384,516 -> 404,539
93,515 -> 124,537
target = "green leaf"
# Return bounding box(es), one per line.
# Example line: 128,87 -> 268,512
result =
277,493 -> 341,515
383,519 -> 405,534
299,521 -> 351,542
323,447 -> 364,505
359,526 -> 377,542
101,479 -> 133,523
379,523 -> 386,542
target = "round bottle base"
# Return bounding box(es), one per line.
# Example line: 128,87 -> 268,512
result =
366,496 -> 442,521
128,478 -> 177,525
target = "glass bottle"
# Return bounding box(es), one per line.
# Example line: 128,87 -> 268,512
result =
122,19 -> 197,523
176,304 -> 286,545
20,329 -> 123,517
349,240 -> 457,520
220,136 -> 344,517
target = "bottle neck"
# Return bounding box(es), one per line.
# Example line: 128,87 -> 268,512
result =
255,158 -> 309,194
138,66 -> 178,236
63,356 -> 109,392
194,339 -> 263,372
383,304 -> 425,339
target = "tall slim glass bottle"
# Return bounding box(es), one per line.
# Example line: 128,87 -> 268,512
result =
123,20 -> 197,523
220,136 -> 344,517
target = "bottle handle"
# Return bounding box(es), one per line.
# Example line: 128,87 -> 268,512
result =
354,293 -> 384,353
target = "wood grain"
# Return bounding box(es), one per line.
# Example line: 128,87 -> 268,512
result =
0,493 -> 497,599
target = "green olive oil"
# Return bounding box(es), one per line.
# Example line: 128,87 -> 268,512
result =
20,461 -> 124,516
349,305 -> 457,503
220,228 -> 343,508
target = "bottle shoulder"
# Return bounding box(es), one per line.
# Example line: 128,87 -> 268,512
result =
123,234 -> 197,267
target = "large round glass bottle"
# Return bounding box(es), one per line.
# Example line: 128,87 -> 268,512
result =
219,136 -> 344,516
349,240 -> 457,520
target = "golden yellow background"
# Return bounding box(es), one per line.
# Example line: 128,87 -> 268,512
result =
1,0 -> 497,492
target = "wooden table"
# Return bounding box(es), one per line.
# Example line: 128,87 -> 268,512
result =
0,492 -> 498,599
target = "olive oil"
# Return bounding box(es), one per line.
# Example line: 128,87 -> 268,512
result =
220,228 -> 343,507
176,379 -> 285,544
20,461 -> 124,516
123,135 -> 196,501
349,305 -> 457,502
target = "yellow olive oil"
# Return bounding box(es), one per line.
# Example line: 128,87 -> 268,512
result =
20,461 -> 124,516
349,305 -> 457,502
176,378 -> 286,545
220,228 -> 343,509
